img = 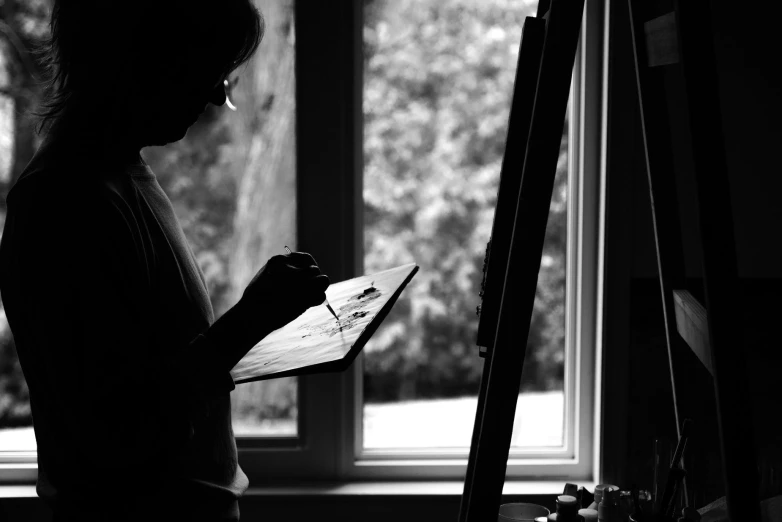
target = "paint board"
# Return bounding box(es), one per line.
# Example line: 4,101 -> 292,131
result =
230,263 -> 419,384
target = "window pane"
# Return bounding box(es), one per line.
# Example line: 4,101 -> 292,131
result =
362,0 -> 567,450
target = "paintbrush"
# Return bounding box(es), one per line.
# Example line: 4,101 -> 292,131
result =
284,246 -> 340,322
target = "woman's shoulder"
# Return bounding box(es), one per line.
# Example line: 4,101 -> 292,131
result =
8,143 -> 138,220
6,177 -> 146,283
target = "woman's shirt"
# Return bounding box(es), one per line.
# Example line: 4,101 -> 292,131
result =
0,137 -> 248,517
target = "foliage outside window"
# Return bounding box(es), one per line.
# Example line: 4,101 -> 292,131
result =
361,0 -> 568,450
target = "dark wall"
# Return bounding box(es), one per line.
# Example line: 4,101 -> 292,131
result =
603,0 -> 782,506
623,0 -> 782,280
709,1 -> 782,278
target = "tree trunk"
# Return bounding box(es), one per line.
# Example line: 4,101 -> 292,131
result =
227,0 -> 298,429
228,0 -> 297,305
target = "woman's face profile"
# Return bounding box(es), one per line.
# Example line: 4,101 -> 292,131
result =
39,0 -> 263,152
129,55 -> 229,147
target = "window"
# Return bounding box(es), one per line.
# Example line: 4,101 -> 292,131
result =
0,0 -> 603,486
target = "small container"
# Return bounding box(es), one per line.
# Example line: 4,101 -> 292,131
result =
564,483 -> 579,498
588,484 -> 619,511
548,495 -> 584,522
578,508 -> 598,522
597,487 -> 623,522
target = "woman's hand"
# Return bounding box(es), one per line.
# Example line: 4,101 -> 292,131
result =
238,251 -> 330,334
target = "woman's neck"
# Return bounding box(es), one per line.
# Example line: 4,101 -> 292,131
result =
45,106 -> 145,166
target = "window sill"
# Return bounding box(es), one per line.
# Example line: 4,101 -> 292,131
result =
244,480 -> 585,496
0,480 -> 589,498
0,484 -> 37,498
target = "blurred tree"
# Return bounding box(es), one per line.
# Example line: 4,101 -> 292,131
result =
144,0 -> 299,427
223,0 -> 298,427
0,0 -> 50,428
225,0 -> 296,307
0,0 -> 49,208
362,0 -> 568,402
0,1 -> 45,429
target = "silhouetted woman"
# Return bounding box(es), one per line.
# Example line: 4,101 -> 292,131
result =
0,2 -> 328,521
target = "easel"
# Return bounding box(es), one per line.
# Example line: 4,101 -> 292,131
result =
628,0 -> 760,520
460,0 -> 585,520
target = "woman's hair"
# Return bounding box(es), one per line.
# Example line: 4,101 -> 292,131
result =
35,0 -> 265,132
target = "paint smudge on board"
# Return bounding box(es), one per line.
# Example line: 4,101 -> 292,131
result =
297,285 -> 381,339
338,285 -> 382,315
299,310 -> 370,338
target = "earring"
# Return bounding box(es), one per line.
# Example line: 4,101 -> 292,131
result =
224,78 -> 238,111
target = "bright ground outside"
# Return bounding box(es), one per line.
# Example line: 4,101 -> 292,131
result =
0,391 -> 563,451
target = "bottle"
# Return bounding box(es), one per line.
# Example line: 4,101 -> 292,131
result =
548,495 -> 585,522
598,487 -> 623,522
588,484 -> 619,511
